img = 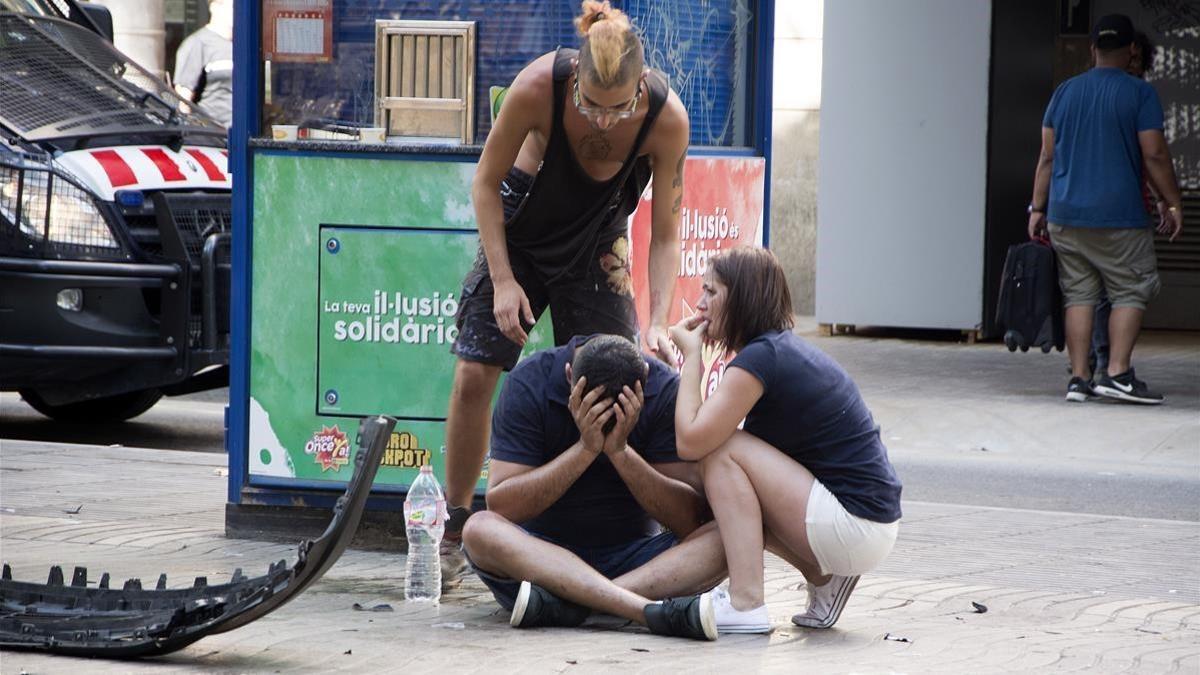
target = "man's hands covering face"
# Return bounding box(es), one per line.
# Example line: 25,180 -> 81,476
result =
602,380 -> 644,457
567,373 -> 611,455
565,364 -> 645,457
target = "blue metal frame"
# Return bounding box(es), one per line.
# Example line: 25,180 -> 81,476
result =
226,0 -> 776,507
755,0 -> 775,248
240,485 -> 407,510
226,0 -> 259,504
252,475 -> 405,494
687,146 -> 758,157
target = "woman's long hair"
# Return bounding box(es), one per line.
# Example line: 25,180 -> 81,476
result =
710,247 -> 794,351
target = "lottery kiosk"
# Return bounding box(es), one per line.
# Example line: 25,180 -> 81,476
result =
225,0 -> 776,539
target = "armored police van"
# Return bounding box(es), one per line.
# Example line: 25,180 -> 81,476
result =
1,0 -> 232,421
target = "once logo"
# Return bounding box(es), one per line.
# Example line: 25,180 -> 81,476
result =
305,425 -> 350,472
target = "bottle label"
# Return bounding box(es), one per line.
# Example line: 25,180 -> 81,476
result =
404,498 -> 445,528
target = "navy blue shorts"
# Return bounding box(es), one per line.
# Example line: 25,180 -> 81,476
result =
466,530 -> 678,611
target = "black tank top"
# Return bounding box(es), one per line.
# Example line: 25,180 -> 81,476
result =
504,48 -> 669,281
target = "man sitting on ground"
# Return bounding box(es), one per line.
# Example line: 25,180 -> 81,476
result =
462,335 -> 726,640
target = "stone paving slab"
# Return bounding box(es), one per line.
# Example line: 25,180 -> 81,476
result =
3,442 -> 1198,673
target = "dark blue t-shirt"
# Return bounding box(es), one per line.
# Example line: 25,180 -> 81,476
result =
1042,67 -> 1164,228
489,336 -> 681,548
729,330 -> 902,523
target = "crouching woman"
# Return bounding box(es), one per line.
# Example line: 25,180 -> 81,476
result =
667,247 -> 902,634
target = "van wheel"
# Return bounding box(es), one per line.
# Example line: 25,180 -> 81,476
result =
18,389 -> 164,422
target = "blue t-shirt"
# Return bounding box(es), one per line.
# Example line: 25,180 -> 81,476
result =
1042,67 -> 1164,228
489,336 -> 681,548
729,330 -> 902,523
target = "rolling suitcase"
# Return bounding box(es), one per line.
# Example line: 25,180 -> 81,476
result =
995,240 -> 1065,353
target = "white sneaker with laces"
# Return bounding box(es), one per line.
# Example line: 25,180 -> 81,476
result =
791,574 -> 860,629
712,586 -> 771,634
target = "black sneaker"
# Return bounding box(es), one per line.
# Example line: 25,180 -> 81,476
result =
643,592 -> 718,641
510,581 -> 590,628
1093,369 -> 1164,405
1065,376 -> 1096,403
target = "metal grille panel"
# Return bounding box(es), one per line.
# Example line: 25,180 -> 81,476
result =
173,201 -> 231,264
0,155 -> 128,260
192,234 -> 231,348
46,175 -> 116,254
0,13 -> 223,139
148,193 -> 232,348
1154,191 -> 1200,273
0,163 -> 30,255
374,20 -> 475,143
26,17 -> 177,100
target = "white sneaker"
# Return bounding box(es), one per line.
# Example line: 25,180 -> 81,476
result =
712,585 -> 771,634
791,574 -> 859,629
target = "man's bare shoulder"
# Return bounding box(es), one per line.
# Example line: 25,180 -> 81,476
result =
657,89 -> 690,138
507,52 -> 558,100
646,88 -> 690,157
488,52 -> 559,138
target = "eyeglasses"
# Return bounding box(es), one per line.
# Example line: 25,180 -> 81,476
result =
573,72 -> 643,121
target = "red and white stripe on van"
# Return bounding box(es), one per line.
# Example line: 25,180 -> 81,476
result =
55,146 -> 231,201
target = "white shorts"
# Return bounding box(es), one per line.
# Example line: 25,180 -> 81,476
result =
805,480 -> 899,577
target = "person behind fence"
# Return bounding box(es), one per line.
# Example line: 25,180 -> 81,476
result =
665,247 -> 903,634
461,335 -> 730,641
441,0 -> 690,580
172,0 -> 233,127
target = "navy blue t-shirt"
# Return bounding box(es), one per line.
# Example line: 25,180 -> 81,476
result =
489,336 -> 681,548
729,330 -> 902,523
1042,67 -> 1164,228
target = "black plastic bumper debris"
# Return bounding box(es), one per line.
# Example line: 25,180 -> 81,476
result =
0,415 -> 396,658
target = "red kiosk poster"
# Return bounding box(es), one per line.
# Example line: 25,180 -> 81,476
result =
629,156 -> 765,395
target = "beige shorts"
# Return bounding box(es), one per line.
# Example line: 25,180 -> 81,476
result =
805,480 -> 899,577
1048,223 -> 1160,309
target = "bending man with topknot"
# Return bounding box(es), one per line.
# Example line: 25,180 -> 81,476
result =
441,1 -> 690,576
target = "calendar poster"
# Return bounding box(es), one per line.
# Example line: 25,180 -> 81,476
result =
262,0 -> 333,63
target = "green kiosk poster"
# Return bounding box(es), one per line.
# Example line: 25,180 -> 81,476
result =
248,154 -> 550,491
317,227 -> 470,419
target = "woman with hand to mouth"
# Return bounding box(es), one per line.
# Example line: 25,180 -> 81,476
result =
667,247 -> 903,634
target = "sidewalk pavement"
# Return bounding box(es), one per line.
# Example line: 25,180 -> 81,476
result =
2,326 -> 1198,673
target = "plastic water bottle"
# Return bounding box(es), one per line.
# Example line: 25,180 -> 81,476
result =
404,464 -> 446,603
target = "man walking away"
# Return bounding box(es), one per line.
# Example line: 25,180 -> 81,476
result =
1028,14 -> 1184,405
